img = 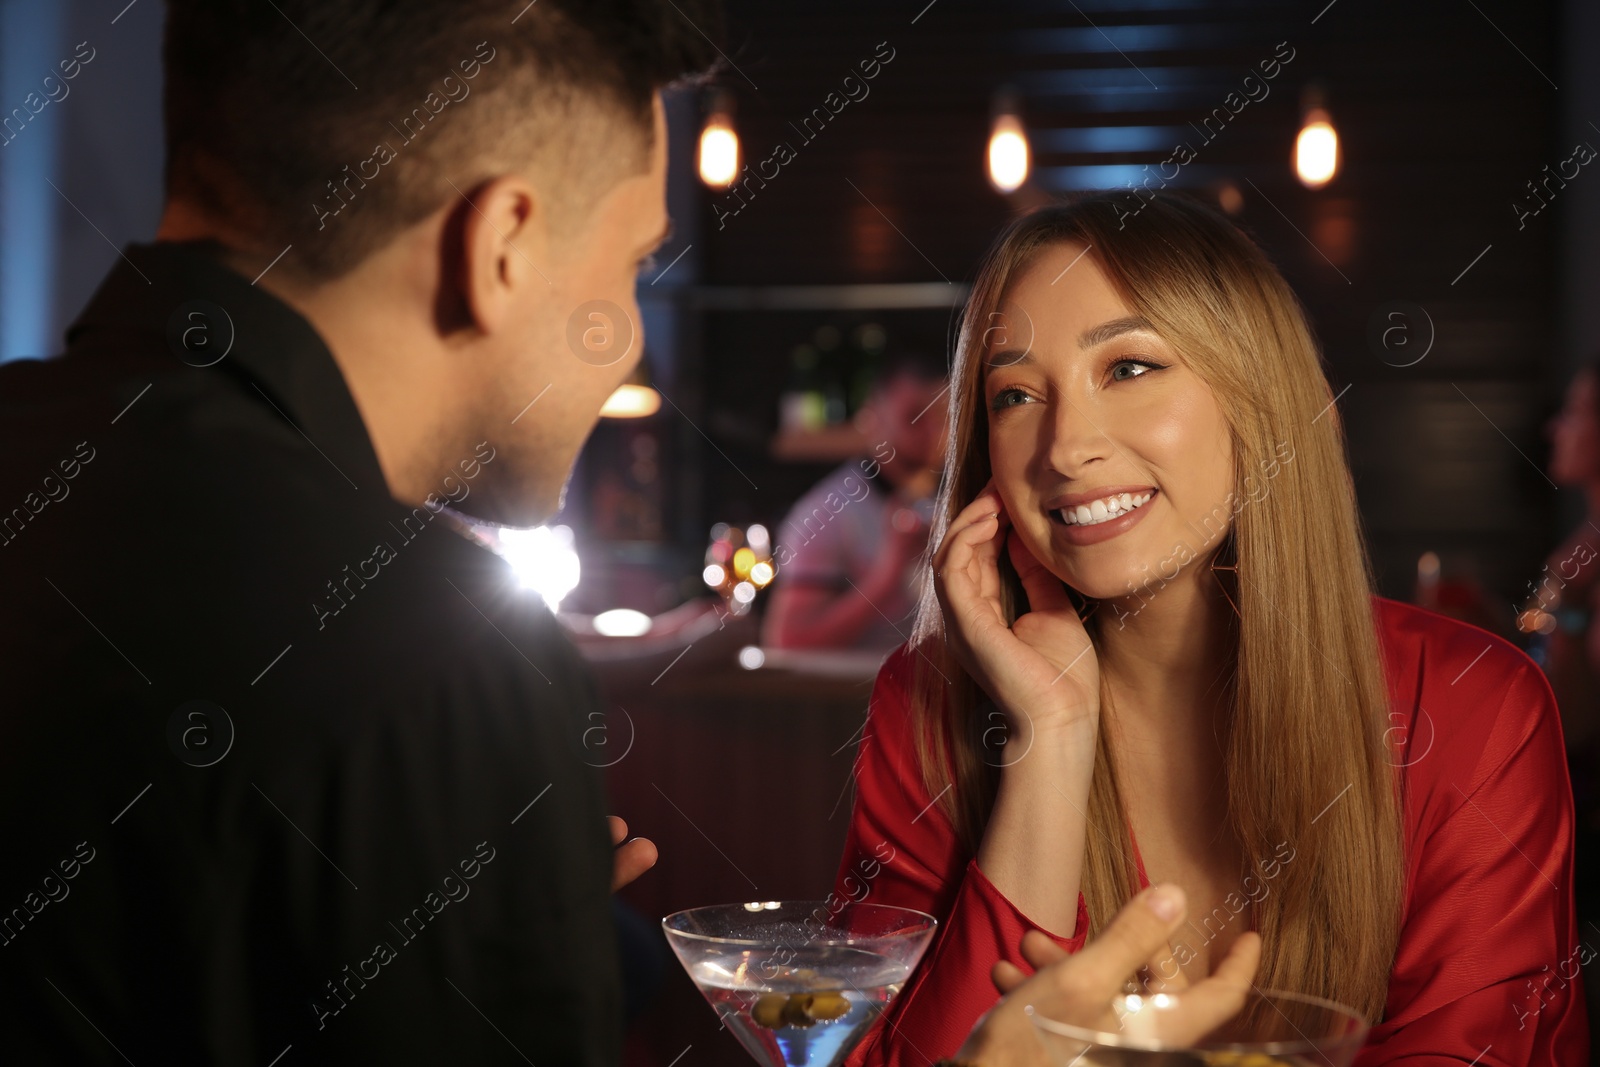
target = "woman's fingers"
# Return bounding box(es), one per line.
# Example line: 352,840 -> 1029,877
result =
972,520 -> 1006,602
939,514 -> 1001,609
1006,528 -> 1075,614
934,491 -> 1002,577
939,480 -> 1006,553
935,486 -> 1013,648
937,509 -> 996,572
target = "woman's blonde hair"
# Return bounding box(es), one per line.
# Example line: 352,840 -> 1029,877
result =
906,191 -> 1403,1023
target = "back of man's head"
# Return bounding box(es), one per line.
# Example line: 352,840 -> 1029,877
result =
162,0 -> 721,283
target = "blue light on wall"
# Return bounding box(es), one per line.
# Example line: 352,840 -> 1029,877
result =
0,0 -> 66,363
0,0 -> 163,364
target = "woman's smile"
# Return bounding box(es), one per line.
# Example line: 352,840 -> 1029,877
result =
1046,486 -> 1159,545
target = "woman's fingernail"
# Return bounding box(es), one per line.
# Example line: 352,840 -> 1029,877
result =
1146,884 -> 1183,921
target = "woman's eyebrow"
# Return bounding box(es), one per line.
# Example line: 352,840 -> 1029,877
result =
983,314 -> 1157,375
984,349 -> 1031,371
1078,315 -> 1156,348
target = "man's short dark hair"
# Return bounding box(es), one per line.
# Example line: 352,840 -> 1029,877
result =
163,0 -> 722,281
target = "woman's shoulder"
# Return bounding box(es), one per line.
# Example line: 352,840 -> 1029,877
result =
1370,595 -> 1566,809
1371,594 -> 1546,704
860,642 -> 929,752
858,641 -> 949,810
867,640 -> 953,734
870,640 -> 922,704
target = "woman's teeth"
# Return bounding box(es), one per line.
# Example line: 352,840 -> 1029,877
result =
1057,491 -> 1152,527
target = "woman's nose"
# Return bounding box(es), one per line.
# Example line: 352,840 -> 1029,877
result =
1044,393 -> 1113,474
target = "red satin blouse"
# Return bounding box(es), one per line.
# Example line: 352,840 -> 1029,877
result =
834,596 -> 1590,1065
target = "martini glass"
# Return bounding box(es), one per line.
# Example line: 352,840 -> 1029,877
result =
663,901 -> 936,1067
1028,986 -> 1369,1067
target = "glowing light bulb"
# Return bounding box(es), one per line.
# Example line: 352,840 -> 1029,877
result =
699,115 -> 739,188
1295,108 -> 1339,188
988,113 -> 1030,194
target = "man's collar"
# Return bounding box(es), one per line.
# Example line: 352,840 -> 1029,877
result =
67,240 -> 389,494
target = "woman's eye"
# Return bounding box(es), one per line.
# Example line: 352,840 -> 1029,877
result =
990,387 -> 1033,410
1110,359 -> 1164,382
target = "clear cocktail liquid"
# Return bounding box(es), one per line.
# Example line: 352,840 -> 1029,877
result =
690,944 -> 910,1067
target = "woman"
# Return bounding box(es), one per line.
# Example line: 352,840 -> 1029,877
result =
833,191 -> 1588,1064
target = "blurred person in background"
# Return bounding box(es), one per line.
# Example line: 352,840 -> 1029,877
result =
1521,359 -> 1600,1026
763,356 -> 947,652
1528,361 -> 1600,751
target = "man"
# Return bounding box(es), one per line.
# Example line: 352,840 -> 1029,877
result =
764,356 -> 948,651
0,2 -> 715,1062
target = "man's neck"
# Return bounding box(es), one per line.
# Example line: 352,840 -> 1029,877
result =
153,204 -> 444,511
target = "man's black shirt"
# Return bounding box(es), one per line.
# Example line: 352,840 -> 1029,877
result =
0,242 -> 620,1065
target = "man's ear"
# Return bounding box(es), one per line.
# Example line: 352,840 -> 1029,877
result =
453,174 -> 550,334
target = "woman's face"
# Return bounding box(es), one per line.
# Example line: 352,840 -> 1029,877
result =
1548,370 -> 1600,487
982,241 -> 1235,601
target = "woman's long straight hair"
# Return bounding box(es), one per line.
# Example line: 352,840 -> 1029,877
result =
906,191 -> 1404,1023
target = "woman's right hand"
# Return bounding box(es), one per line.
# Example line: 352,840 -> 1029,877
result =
933,479 -> 1101,744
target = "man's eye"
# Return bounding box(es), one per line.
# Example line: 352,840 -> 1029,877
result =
1110,359 -> 1164,381
990,387 -> 1032,410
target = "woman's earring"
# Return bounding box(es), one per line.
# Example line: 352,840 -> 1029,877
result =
1211,530 -> 1242,619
